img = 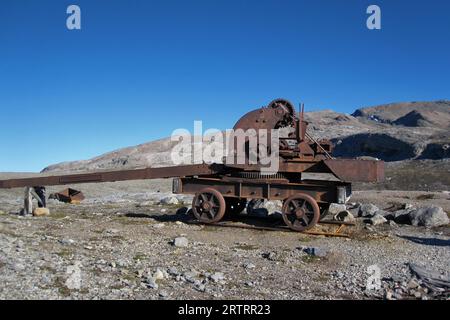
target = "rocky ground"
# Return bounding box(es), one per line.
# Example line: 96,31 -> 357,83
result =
0,179 -> 449,300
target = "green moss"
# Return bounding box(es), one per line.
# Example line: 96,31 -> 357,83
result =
232,244 -> 259,251
301,254 -> 321,263
133,253 -> 147,261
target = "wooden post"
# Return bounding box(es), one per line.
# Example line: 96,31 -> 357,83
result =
23,187 -> 33,215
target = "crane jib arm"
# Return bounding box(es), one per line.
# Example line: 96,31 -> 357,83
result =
0,164 -> 223,189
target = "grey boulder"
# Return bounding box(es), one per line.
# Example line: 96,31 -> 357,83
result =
408,206 -> 449,227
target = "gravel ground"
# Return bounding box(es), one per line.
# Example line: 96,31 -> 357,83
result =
0,179 -> 449,300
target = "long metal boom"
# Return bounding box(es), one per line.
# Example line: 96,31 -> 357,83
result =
0,164 -> 222,189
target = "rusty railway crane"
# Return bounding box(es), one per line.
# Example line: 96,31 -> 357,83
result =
0,99 -> 384,232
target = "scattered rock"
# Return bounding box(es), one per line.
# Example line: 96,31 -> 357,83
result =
153,223 -> 165,229
303,247 -> 328,258
409,206 -> 449,227
194,283 -> 206,292
262,251 -> 277,261
333,210 -> 355,222
367,214 -> 387,226
386,209 -> 412,224
59,238 -> 75,245
210,272 -> 225,283
159,290 -> 169,298
12,263 -> 26,272
160,196 -> 179,205
145,276 -> 158,289
153,268 -> 166,281
347,203 -> 361,216
167,267 -> 179,276
33,208 -> 50,217
183,270 -> 199,282
327,203 -> 347,215
65,261 -> 82,290
243,262 -> 256,269
264,200 -> 283,214
359,203 -> 379,217
388,220 -> 398,228
173,237 -> 189,248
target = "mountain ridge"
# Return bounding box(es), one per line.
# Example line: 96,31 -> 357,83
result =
42,100 -> 450,173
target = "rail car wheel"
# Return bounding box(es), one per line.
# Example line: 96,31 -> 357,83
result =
225,198 -> 247,216
192,188 -> 226,223
282,194 -> 320,232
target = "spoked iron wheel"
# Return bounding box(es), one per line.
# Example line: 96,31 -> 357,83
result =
225,197 -> 247,216
192,188 -> 226,223
282,194 -> 320,232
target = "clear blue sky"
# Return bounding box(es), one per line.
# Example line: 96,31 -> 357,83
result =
1,0 -> 449,172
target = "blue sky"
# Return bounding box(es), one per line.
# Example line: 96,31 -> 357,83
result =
1,0 -> 449,172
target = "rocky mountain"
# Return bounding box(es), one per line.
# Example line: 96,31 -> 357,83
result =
42,100 -> 450,173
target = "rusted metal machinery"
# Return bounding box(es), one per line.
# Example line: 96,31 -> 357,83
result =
0,99 -> 384,232
49,188 -> 85,204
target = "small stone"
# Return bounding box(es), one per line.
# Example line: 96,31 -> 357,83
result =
161,209 -> 167,213
388,220 -> 398,228
173,237 -> 189,248
333,210 -> 355,222
359,203 -> 379,217
153,223 -> 165,229
347,203 -> 361,216
183,270 -> 199,281
33,208 -> 50,216
160,196 -> 179,205
327,203 -> 347,215
385,290 -> 393,300
12,263 -> 26,271
136,269 -> 145,277
145,276 -> 158,289
153,268 -> 165,281
210,272 -> 225,283
387,209 -> 412,224
303,247 -> 328,258
167,267 -> 179,276
243,262 -> 256,269
264,200 -> 283,214
59,238 -> 75,245
262,251 -> 277,261
175,221 -> 183,226
65,261 -> 82,290
403,203 -> 414,210
407,279 -> 420,289
367,214 -> 387,226
194,284 -> 206,292
159,290 -> 169,298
